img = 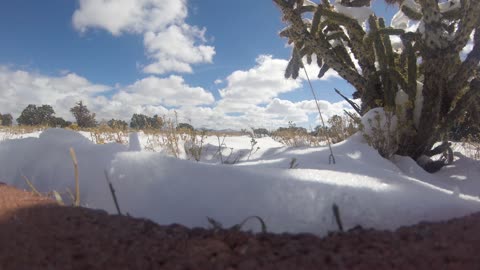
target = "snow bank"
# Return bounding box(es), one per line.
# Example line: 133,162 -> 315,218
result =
0,129 -> 127,207
1,129 -> 479,236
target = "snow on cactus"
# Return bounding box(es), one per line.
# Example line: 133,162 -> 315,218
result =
360,108 -> 399,159
274,0 -> 479,173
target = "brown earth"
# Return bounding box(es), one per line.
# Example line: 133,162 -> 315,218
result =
1,183 -> 479,270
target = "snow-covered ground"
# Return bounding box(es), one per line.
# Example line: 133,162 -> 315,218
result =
0,128 -> 479,236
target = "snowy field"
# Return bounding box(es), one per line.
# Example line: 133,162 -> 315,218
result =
0,127 -> 479,236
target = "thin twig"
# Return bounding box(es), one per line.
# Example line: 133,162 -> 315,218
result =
295,49 -> 337,164
104,170 -> 122,215
21,175 -> 42,197
332,203 -> 344,232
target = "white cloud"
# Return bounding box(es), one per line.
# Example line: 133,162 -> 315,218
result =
0,57 -> 350,130
214,79 -> 223,85
173,98 -> 355,131
0,66 -> 110,120
296,99 -> 357,122
216,55 -> 339,113
300,55 -> 339,82
0,66 -> 213,122
114,75 -> 214,107
142,25 -> 215,74
216,55 -> 302,112
73,0 -> 187,35
72,0 -> 215,75
264,98 -> 309,123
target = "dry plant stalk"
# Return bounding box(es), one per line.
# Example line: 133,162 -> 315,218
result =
104,170 -> 122,215
69,147 -> 80,206
21,175 -> 42,197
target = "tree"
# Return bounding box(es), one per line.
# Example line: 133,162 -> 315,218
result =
70,101 -> 96,128
176,123 -> 194,131
253,128 -> 270,137
149,115 -> 164,129
50,117 -> 71,128
17,104 -> 55,126
108,119 -> 129,130
130,114 -> 149,129
0,113 -> 13,126
274,0 -> 480,171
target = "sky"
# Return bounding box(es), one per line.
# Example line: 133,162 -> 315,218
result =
0,0 -> 398,130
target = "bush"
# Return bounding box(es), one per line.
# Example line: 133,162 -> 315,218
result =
17,104 -> 55,126
176,123 -> 194,132
130,114 -> 163,130
313,114 -> 359,143
50,117 -> 71,128
70,101 -> 97,128
253,128 -> 270,138
107,119 -> 129,130
0,113 -> 13,126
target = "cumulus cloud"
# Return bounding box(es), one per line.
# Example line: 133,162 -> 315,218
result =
216,55 -> 339,113
0,54 -> 351,130
115,75 -> 214,107
170,98 -> 353,131
143,25 -> 215,74
0,66 -> 110,120
73,0 -> 187,35
72,0 -> 215,74
0,66 -> 213,122
216,55 -> 301,112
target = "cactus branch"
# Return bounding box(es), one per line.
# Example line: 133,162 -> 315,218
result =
274,0 -> 367,93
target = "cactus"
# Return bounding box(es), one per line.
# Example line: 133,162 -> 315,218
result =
273,0 -> 480,171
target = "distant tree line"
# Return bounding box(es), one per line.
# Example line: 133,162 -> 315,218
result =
16,104 -> 71,127
130,114 -> 163,129
4,102 -> 477,143
3,102 -> 200,132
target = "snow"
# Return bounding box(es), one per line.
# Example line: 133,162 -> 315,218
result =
395,89 -> 409,121
0,128 -> 479,236
438,0 -> 461,13
361,107 -> 398,139
402,0 -> 421,12
391,9 -> 409,31
389,0 -> 424,51
128,132 -> 142,151
332,0 -> 373,26
413,81 -> 424,128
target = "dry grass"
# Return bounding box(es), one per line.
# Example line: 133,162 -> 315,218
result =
272,129 -> 326,147
21,148 -> 82,206
85,125 -> 128,145
451,135 -> 480,160
0,125 -> 48,140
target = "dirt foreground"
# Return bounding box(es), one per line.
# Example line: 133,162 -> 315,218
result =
1,183 -> 479,270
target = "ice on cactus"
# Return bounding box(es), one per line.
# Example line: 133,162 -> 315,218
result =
413,81 -> 424,129
395,89 -> 409,120
333,0 -> 373,26
439,0 -> 461,13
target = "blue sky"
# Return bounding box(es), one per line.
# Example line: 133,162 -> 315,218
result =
0,0 -> 398,130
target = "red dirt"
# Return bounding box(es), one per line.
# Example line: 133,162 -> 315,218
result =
1,184 -> 480,270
